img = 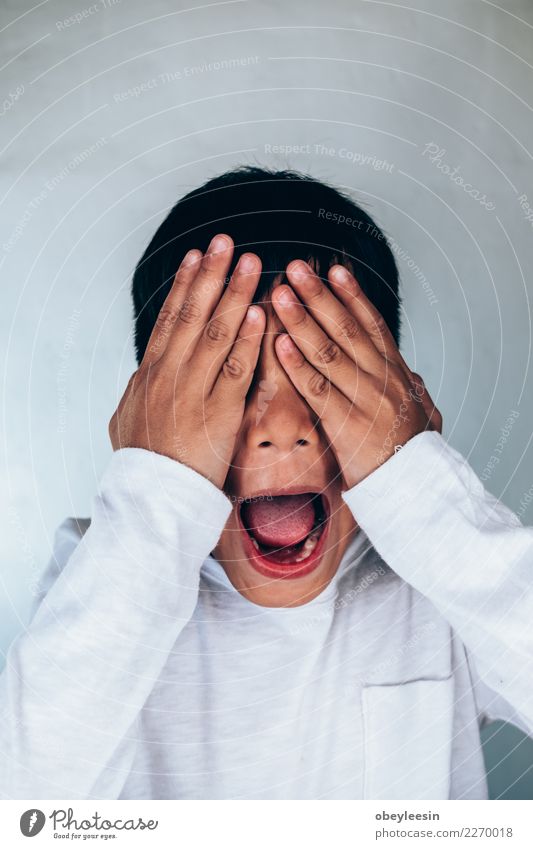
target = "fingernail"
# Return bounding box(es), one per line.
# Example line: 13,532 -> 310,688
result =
208,234 -> 230,254
288,260 -> 309,279
331,265 -> 351,283
278,333 -> 295,353
238,253 -> 258,272
181,249 -> 201,267
247,306 -> 262,323
277,287 -> 294,307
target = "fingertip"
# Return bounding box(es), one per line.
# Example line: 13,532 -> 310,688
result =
286,259 -> 310,279
246,305 -> 265,325
237,252 -> 261,274
177,249 -> 202,272
330,264 -> 359,292
241,306 -> 266,344
207,233 -> 234,256
275,332 -> 297,355
272,283 -> 295,305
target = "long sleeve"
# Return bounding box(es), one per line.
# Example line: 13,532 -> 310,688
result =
342,430 -> 533,734
0,448 -> 232,799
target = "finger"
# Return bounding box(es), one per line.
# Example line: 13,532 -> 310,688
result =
196,252 -> 263,388
211,305 -> 266,403
410,372 -> 443,432
274,332 -> 353,427
285,260 -> 385,373
271,283 -> 362,396
163,234 -> 234,361
328,264 -> 411,376
140,248 -> 202,367
327,266 -> 440,430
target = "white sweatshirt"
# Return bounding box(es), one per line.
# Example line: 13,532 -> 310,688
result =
1,431 -> 532,800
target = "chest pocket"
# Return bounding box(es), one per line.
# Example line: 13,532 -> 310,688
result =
361,677 -> 455,799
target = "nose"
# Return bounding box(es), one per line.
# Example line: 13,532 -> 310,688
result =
239,312 -> 321,457
228,301 -> 330,489
246,367 -> 319,453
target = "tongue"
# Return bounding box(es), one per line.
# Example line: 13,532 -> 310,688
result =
242,494 -> 316,548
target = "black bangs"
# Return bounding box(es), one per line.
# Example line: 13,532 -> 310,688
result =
132,166 -> 401,363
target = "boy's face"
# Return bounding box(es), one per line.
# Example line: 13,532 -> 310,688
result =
213,284 -> 358,608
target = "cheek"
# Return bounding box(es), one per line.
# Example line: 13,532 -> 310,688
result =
319,433 -> 344,478
338,500 -> 357,529
214,510 -> 241,558
225,437 -> 246,491
328,500 -> 358,552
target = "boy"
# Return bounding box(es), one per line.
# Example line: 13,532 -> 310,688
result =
1,167 -> 532,799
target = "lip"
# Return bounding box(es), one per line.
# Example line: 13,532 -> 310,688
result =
237,490 -> 330,580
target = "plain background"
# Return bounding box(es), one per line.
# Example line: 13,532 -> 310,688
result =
1,0 -> 532,798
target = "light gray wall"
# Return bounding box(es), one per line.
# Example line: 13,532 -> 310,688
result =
1,0 -> 532,797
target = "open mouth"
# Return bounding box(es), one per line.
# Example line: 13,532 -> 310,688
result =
238,491 -> 329,579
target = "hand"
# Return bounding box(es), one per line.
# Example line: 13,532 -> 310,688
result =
272,261 -> 442,489
109,235 -> 265,489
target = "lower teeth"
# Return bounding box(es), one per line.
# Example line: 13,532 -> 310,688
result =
250,529 -> 321,561
293,531 -> 320,562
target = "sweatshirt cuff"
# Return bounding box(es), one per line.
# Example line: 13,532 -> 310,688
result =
343,430 -> 458,520
342,430 -> 526,594
98,448 -> 233,555
341,431 -> 470,583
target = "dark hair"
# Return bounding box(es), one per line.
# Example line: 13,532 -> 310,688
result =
132,166 -> 400,363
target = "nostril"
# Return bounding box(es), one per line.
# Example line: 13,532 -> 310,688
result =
258,440 -> 272,448
296,439 -> 310,447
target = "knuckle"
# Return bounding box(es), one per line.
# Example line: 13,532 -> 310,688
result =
308,371 -> 329,398
372,313 -> 388,338
408,372 -> 425,401
205,317 -> 230,345
339,316 -> 360,341
155,307 -> 179,334
178,298 -> 202,325
223,354 -> 247,380
315,339 -> 341,366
